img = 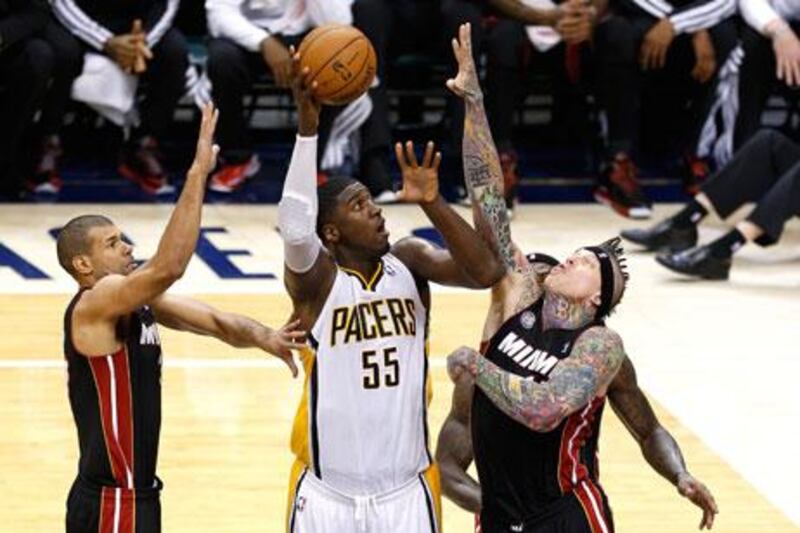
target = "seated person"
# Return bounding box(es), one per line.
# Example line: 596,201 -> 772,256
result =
205,0 -> 359,193
592,0 -> 737,219
622,129 -> 800,280
50,0 -> 187,195
0,0 -> 50,200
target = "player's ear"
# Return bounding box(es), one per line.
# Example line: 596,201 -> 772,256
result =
322,223 -> 340,245
589,290 -> 601,309
72,254 -> 94,277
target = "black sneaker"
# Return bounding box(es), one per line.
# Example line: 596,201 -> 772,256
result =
621,218 -> 697,253
594,155 -> 652,219
656,245 -> 731,280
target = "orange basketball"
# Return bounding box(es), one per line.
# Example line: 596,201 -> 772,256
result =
298,24 -> 377,106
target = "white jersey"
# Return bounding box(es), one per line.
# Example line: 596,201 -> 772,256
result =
290,253 -> 432,496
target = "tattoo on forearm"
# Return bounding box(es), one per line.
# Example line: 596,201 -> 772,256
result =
475,329 -> 625,431
463,101 -> 516,272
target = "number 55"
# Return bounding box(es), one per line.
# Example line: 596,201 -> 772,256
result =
362,347 -> 399,389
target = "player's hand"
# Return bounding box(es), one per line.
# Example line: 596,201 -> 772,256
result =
446,23 -> 483,102
395,141 -> 441,204
447,346 -> 478,383
257,319 -> 306,378
773,26 -> 800,87
677,472 -> 718,530
189,103 -> 220,176
261,36 -> 293,87
641,18 -> 675,70
555,0 -> 594,45
691,30 -> 716,83
290,46 -> 322,137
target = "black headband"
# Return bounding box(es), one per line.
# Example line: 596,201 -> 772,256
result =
584,246 -> 615,319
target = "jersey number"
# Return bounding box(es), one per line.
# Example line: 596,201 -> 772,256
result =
362,347 -> 399,389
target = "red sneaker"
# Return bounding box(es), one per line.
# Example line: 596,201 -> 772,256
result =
208,155 -> 261,193
119,136 -> 175,195
27,135 -> 63,194
683,154 -> 710,196
594,154 -> 652,219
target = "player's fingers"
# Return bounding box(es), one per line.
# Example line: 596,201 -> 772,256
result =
463,23 -> 472,54
422,141 -> 434,168
394,142 -> 408,171
405,141 -> 419,168
451,37 -> 460,60
433,151 -> 442,173
283,354 -> 299,378
791,59 -> 800,86
140,44 -> 154,60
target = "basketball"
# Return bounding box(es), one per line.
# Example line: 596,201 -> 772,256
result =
298,24 -> 377,106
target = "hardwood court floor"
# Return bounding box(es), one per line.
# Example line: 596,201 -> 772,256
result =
0,293 -> 796,532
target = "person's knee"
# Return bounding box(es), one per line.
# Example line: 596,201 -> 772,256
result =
22,39 -> 55,83
154,28 -> 189,72
206,38 -> 246,80
352,0 -> 388,29
486,20 -> 524,69
441,0 -> 481,27
596,16 -> 637,62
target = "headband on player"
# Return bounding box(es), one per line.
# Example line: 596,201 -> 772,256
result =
583,237 -> 628,320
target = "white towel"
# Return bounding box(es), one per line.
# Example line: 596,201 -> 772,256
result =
70,53 -> 139,127
522,0 -> 563,52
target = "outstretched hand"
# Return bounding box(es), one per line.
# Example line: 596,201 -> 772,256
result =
677,473 -> 718,530
395,141 -> 442,204
290,46 -> 322,136
446,23 -> 483,101
190,102 -> 220,176
257,319 -> 307,378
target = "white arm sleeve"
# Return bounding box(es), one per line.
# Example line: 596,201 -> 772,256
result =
741,0 -> 782,35
278,135 -> 323,273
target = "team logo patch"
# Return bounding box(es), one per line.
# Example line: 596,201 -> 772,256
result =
384,262 -> 396,276
520,311 -> 536,330
296,496 -> 306,512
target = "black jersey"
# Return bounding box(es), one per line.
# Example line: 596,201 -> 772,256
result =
64,289 -> 163,492
472,298 -> 611,530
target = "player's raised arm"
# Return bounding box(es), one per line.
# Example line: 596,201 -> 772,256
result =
608,358 -> 718,530
447,23 -> 520,274
277,49 -> 337,309
390,140 -> 504,288
448,326 -> 626,432
78,103 -> 220,320
150,294 -> 306,377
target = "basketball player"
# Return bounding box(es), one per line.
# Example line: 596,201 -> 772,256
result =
59,104 -> 305,533
438,24 -> 718,532
277,53 -> 505,532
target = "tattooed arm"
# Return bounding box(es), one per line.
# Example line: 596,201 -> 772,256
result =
448,327 -> 626,432
436,358 -> 482,512
447,23 -> 543,330
608,358 -> 718,530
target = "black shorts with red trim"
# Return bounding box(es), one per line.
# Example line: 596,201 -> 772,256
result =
66,478 -> 161,533
477,488 -> 614,533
